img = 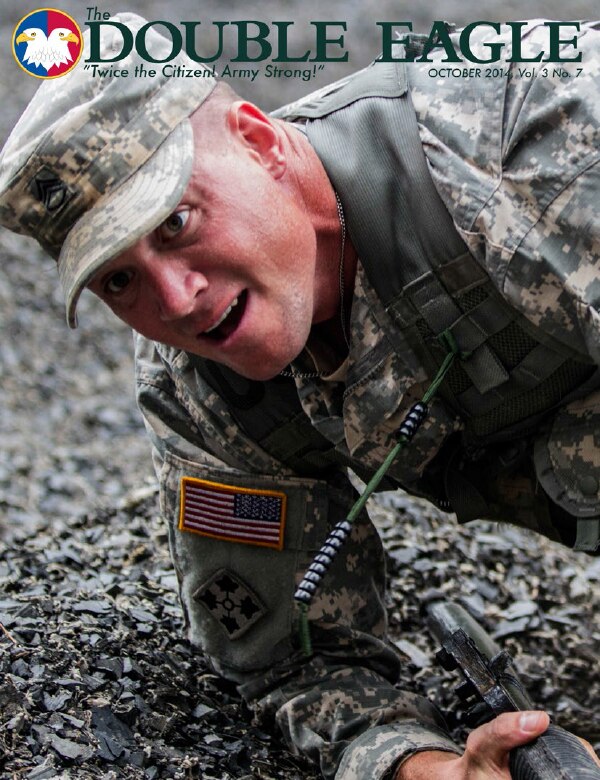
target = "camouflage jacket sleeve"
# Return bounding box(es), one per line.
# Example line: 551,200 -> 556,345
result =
410,20 -> 600,365
134,334 -> 461,779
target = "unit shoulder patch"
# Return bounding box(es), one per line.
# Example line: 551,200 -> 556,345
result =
193,569 -> 266,640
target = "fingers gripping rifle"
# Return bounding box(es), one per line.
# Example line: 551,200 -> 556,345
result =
427,601 -> 600,780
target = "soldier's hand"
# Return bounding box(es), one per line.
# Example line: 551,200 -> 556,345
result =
396,711 -> 600,778
395,711 -> 550,779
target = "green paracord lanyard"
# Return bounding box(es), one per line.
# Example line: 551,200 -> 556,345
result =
294,329 -> 470,655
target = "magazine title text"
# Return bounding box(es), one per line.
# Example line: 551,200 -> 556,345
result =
85,10 -> 583,64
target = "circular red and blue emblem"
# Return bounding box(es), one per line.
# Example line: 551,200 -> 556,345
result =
13,8 -> 83,79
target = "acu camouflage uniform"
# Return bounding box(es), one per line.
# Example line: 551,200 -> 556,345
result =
136,21 -> 600,780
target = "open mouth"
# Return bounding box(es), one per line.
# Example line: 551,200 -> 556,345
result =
202,290 -> 248,342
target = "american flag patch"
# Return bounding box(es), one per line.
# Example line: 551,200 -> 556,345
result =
179,478 -> 287,550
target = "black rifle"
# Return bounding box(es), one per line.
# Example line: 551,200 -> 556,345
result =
427,601 -> 600,780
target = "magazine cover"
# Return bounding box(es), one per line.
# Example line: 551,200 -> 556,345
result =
0,2 -> 599,778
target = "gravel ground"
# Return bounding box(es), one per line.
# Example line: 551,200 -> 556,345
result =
1,2 -> 599,778
1,490 -> 598,779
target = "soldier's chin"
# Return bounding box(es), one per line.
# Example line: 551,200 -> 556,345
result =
229,349 -> 305,382
234,362 -> 291,382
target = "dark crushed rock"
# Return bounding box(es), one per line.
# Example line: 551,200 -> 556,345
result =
374,492 -> 600,749
0,494 -> 319,780
1,488 -> 598,779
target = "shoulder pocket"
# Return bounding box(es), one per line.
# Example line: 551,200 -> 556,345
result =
534,390 -> 600,518
159,450 -> 331,677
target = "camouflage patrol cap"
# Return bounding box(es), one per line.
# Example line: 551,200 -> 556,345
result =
0,12 -> 216,327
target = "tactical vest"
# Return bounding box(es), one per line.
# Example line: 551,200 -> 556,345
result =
193,59 -> 598,518
278,59 -> 598,447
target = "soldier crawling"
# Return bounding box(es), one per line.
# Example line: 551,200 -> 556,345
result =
1,14 -> 599,780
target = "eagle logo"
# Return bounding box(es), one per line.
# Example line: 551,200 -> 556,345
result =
13,9 -> 82,79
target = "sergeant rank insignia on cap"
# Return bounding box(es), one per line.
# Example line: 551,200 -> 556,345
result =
179,477 -> 287,550
30,167 -> 72,212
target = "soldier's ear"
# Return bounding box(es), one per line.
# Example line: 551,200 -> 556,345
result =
227,101 -> 286,178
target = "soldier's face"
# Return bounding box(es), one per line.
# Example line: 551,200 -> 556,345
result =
87,125 -> 319,380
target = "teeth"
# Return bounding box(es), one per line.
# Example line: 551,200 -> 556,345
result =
205,297 -> 238,334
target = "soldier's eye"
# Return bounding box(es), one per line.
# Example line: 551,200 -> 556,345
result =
105,270 -> 133,295
160,209 -> 189,239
